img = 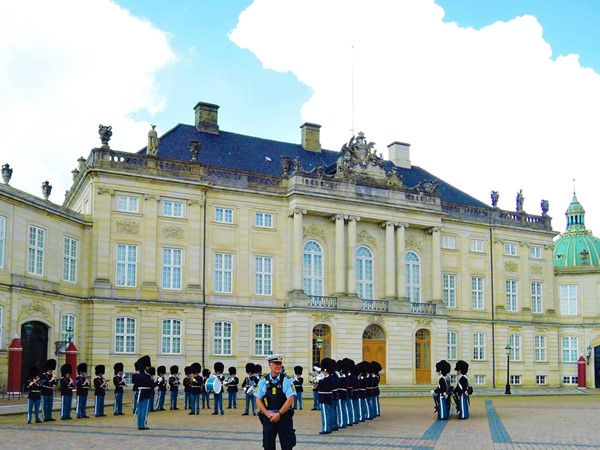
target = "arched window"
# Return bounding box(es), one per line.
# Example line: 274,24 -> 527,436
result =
406,251 -> 421,302
356,246 -> 374,299
162,319 -> 182,354
312,324 -> 331,367
303,240 -> 323,296
363,324 -> 385,340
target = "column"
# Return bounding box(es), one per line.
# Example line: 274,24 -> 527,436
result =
187,195 -> 204,290
396,223 -> 407,299
431,227 -> 442,302
347,216 -> 360,295
291,209 -> 306,291
333,214 -> 347,295
383,221 -> 396,299
520,243 -> 530,310
142,194 -> 160,289
94,187 -> 114,286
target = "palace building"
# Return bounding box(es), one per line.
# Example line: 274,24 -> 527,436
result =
0,101 -> 598,390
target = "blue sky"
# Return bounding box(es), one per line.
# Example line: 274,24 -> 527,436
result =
2,0 -> 600,234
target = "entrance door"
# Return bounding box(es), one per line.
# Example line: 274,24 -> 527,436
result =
595,346 -> 600,388
415,329 -> 431,384
21,321 -> 49,389
362,324 -> 386,384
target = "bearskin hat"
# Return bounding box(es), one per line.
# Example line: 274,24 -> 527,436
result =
254,364 -> 262,375
357,361 -> 369,376
245,363 -> 256,374
435,360 -> 451,376
170,365 -> 179,375
191,362 -> 202,374
343,358 -> 355,374
228,366 -> 236,375
184,366 -> 191,376
214,361 -> 224,373
77,362 -> 87,374
294,365 -> 303,375
29,364 -> 40,378
157,365 -> 166,375
61,363 -> 72,377
138,355 -> 151,370
371,361 -> 382,374
114,362 -> 124,373
148,367 -> 156,376
455,360 -> 469,375
95,365 -> 105,375
46,358 -> 57,371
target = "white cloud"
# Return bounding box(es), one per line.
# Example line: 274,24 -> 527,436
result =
230,0 -> 600,234
0,0 -> 175,202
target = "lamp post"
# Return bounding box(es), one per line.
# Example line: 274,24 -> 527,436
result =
54,327 -> 74,356
505,343 -> 512,395
316,336 -> 323,363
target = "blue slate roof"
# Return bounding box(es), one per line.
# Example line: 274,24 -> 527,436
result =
139,123 -> 487,208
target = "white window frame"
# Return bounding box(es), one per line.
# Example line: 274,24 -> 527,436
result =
163,200 -> 183,218
509,334 -> 521,361
534,335 -> 546,362
531,282 -> 543,313
443,274 -> 456,308
536,375 -> 547,385
471,238 -> 484,253
116,244 -> 138,287
161,319 -> 182,354
356,246 -> 374,300
254,323 -> 272,356
473,332 -> 485,360
505,280 -> 518,311
442,235 -> 456,249
560,285 -> 578,316
255,212 -> 273,228
0,215 -> 5,268
63,236 -> 78,283
303,241 -> 323,296
255,256 -> 273,296
406,251 -> 421,303
215,207 -> 233,224
214,253 -> 233,293
117,195 -> 139,213
28,225 -> 45,276
509,375 -> 521,385
447,331 -> 457,360
504,242 -> 517,256
561,336 -> 579,362
214,321 -> 232,355
162,248 -> 182,290
474,374 -> 486,385
562,375 -> 578,384
471,276 -> 484,310
61,314 -> 76,344
115,317 -> 136,353
530,246 -> 542,259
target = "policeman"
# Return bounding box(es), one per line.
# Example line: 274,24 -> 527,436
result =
254,354 -> 297,450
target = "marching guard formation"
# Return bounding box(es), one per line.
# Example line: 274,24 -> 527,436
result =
431,359 -> 472,420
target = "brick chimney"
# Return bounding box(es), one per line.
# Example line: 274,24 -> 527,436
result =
300,122 -> 321,152
194,101 -> 220,134
387,141 -> 411,169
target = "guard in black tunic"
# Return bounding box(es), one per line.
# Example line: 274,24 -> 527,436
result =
41,358 -> 57,422
59,363 -> 75,420
255,354 -> 296,450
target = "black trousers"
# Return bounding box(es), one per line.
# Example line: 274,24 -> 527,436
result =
260,412 -> 296,450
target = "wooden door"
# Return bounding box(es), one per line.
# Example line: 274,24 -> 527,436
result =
415,329 -> 431,384
363,339 -> 386,384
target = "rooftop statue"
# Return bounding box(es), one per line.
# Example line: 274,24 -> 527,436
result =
516,189 -> 524,212
98,124 -> 112,148
340,132 -> 384,168
147,125 -> 160,156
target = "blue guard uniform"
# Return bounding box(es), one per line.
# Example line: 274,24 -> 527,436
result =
255,354 -> 296,450
93,364 -> 107,417
41,358 -> 57,422
432,360 -> 452,420
453,360 -> 471,419
59,363 -> 74,420
168,365 -> 180,410
226,366 -> 239,409
75,362 -> 90,419
155,366 -> 167,411
26,365 -> 42,424
113,362 -> 126,415
242,363 -> 258,416
135,355 -> 153,430
292,366 -> 304,411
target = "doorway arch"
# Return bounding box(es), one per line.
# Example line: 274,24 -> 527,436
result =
21,321 -> 49,389
362,324 -> 386,384
415,328 -> 431,384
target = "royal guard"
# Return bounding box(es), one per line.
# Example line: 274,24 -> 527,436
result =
432,360 -> 452,420
41,358 -> 57,422
156,366 -> 167,411
189,363 -> 202,415
25,364 -> 42,424
212,362 -> 225,415
93,364 -> 108,417
168,365 -> 180,410
226,366 -> 239,409
292,366 -> 304,411
59,363 -> 74,420
113,362 -> 126,415
75,362 -> 90,419
453,360 -> 471,419
134,355 -> 153,430
241,363 -> 258,416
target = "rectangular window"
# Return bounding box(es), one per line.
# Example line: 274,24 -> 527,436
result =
505,280 -> 518,311
509,375 -> 521,385
534,335 -> 546,362
214,321 -> 232,355
561,336 -> 579,362
447,331 -> 457,360
442,235 -> 456,249
560,285 -> 578,315
471,239 -> 484,253
474,375 -> 486,385
530,246 -> 542,259
215,207 -> 233,224
117,195 -> 139,213
162,248 -> 182,289
536,375 -> 547,385
472,276 -> 484,310
504,242 -> 517,256
443,274 -> 456,308
509,334 -> 521,361
163,200 -> 183,218
116,244 -> 137,287
61,314 -> 76,344
214,253 -> 233,293
63,237 -> 78,283
0,216 -> 5,268
562,376 -> 578,384
254,323 -> 272,356
473,332 -> 485,360
448,374 -> 457,385
162,319 -> 182,354
255,256 -> 272,296
115,317 -> 136,353
28,225 -> 45,275
531,282 -> 543,313
255,212 -> 273,228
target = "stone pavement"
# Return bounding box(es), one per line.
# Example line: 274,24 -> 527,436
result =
0,391 -> 599,449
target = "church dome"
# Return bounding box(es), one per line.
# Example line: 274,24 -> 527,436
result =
553,193 -> 600,267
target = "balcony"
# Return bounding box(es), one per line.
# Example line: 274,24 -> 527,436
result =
411,302 -> 436,315
362,299 -> 389,312
307,295 -> 338,309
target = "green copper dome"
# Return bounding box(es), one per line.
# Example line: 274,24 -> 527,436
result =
553,193 -> 600,267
